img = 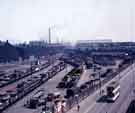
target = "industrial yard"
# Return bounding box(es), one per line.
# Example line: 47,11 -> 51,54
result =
0,42 -> 134,113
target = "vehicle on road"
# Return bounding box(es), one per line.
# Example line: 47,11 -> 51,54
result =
106,81 -> 120,101
41,111 -> 52,113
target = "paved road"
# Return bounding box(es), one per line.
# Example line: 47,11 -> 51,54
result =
67,63 -> 134,113
3,65 -> 73,113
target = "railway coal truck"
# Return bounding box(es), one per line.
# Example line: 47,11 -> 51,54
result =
23,77 -> 42,94
27,90 -> 44,109
27,98 -> 38,109
29,90 -> 44,108
59,62 -> 66,71
39,73 -> 48,82
65,87 -> 80,99
5,86 -> 18,104
0,92 -> 10,112
17,81 -> 26,98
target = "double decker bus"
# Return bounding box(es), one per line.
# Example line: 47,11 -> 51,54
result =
106,81 -> 120,101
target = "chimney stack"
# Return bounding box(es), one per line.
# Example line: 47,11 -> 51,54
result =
49,27 -> 51,44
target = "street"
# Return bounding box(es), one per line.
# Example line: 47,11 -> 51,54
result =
67,63 -> 135,113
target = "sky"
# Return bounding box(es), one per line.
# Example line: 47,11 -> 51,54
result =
0,0 -> 134,43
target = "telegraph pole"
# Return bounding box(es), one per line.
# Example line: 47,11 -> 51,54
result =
132,60 -> 135,99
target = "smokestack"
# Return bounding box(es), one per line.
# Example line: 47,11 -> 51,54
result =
49,27 -> 51,44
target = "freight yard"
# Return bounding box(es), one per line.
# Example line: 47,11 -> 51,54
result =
0,42 -> 135,113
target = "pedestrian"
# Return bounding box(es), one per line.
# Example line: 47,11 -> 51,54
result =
77,104 -> 80,112
102,89 -> 104,94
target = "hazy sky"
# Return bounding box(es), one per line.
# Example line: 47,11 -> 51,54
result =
0,0 -> 134,43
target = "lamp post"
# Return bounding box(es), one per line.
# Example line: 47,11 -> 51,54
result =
132,59 -> 135,100
99,72 -> 102,96
65,64 -> 68,73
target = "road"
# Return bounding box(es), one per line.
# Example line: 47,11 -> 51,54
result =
3,65 -> 73,113
67,63 -> 134,113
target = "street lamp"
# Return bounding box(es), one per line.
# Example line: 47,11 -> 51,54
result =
65,64 -> 68,73
99,72 -> 102,96
132,59 -> 135,100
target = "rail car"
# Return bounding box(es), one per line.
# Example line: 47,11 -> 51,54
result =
0,61 -> 66,112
